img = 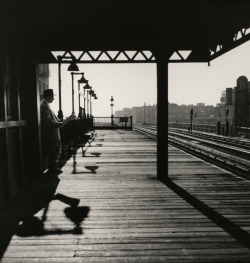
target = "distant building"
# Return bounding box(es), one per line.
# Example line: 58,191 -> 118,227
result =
168,103 -> 214,124
169,75 -> 250,127
123,108 -> 132,116
115,110 -> 124,118
215,76 -> 250,126
115,103 -> 157,125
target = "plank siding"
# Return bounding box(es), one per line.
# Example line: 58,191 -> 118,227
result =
0,130 -> 250,262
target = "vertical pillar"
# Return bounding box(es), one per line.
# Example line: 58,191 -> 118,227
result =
155,50 -> 172,180
78,82 -> 81,118
90,92 -> 92,117
87,91 -> 89,117
71,73 -> 75,114
83,88 -> 86,118
57,56 -> 63,121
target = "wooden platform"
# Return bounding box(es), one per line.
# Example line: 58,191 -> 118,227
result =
0,130 -> 250,262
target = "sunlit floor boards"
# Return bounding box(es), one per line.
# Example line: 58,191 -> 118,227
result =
0,130 -> 250,262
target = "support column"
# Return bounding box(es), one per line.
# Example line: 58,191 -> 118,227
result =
57,56 -> 63,121
155,50 -> 172,180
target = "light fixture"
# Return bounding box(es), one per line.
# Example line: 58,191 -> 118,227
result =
84,82 -> 92,90
78,73 -> 88,83
68,61 -> 79,71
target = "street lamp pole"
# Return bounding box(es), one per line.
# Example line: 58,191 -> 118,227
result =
89,90 -> 92,117
71,72 -> 75,114
83,87 -> 86,118
70,72 -> 88,116
57,55 -> 63,121
78,81 -> 81,118
87,90 -> 89,117
110,96 -> 114,129
83,82 -> 92,118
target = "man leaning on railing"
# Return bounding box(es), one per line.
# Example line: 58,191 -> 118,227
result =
40,89 -> 63,175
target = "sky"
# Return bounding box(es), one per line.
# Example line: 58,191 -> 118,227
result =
49,40 -> 250,117
49,63 -> 157,117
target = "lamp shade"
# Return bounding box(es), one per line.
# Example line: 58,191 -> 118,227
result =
68,62 -> 79,71
78,73 -> 88,83
84,83 -> 92,90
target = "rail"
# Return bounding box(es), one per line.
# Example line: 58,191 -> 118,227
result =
134,125 -> 250,176
168,129 -> 250,177
93,116 -> 133,129
169,122 -> 250,137
133,126 -> 157,139
60,117 -> 93,155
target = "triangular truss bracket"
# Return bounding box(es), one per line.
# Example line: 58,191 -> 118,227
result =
51,50 -> 156,63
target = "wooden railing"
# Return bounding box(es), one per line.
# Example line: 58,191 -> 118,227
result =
60,117 -> 93,155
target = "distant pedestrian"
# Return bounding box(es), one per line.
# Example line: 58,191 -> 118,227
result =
40,89 -> 62,174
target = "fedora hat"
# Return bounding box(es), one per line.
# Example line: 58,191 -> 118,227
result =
43,89 -> 56,97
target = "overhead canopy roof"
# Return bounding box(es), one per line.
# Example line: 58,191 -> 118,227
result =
1,0 -> 250,62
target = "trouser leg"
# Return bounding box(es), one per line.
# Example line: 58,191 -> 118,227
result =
49,140 -> 62,169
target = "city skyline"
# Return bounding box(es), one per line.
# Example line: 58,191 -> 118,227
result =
49,40 -> 250,118
169,41 -> 250,107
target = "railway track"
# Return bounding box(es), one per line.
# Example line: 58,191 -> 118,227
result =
134,125 -> 250,177
133,126 -> 157,139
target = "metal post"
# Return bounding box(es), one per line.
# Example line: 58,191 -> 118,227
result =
83,88 -> 86,118
71,73 -> 75,114
57,56 -> 63,120
90,91 -> 92,117
86,90 -> 89,117
110,96 -> 114,129
78,82 -> 81,118
190,108 -> 193,134
191,115 -> 193,133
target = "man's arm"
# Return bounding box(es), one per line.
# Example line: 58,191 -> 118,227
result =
41,105 -> 62,128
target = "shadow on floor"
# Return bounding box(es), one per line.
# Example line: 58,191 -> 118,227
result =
72,165 -> 99,174
72,152 -> 99,174
0,176 -> 89,259
161,178 -> 250,250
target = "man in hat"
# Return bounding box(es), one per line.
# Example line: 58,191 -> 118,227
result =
40,89 -> 62,174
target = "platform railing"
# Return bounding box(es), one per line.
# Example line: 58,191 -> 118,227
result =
93,116 -> 133,130
60,117 -> 93,155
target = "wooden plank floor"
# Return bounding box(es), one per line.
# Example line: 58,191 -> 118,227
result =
0,130 -> 250,262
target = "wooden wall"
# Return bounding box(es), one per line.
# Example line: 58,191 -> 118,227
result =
0,46 -> 42,207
